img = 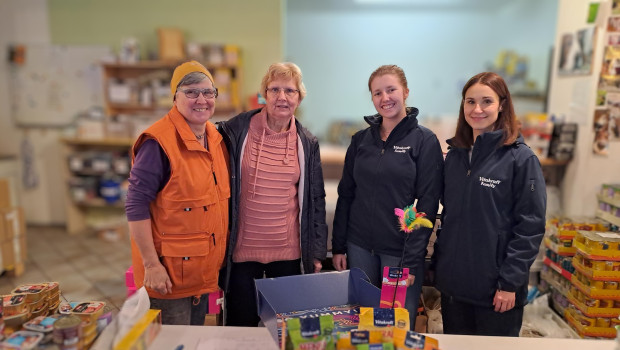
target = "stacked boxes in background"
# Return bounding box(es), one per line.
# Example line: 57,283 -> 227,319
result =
0,178 -> 27,277
565,231 -> 620,338
540,217 -> 608,320
548,122 -> 578,161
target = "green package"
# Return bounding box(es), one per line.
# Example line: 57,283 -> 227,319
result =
286,314 -> 335,350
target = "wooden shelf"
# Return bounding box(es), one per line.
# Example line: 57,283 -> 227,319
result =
598,194 -> 620,208
74,198 -> 125,209
543,256 -> 574,280
539,157 -> 570,166
595,209 -> 620,229
61,137 -> 135,148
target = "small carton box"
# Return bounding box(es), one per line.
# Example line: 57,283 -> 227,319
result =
0,178 -> 11,209
255,268 -> 380,344
114,309 -> 162,350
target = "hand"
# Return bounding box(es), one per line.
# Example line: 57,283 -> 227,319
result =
493,289 -> 516,313
313,259 -> 323,273
332,254 -> 347,271
405,274 -> 415,287
144,262 -> 172,295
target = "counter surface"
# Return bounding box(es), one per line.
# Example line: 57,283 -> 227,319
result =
147,326 -> 616,350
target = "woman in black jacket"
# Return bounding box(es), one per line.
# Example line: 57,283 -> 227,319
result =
332,65 -> 444,327
433,72 -> 546,336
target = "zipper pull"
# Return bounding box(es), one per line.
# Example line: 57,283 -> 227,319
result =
211,163 -> 218,185
203,206 -> 208,212
381,149 -> 385,155
467,169 -> 471,177
211,233 -> 216,246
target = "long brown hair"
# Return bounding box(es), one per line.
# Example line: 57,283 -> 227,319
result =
452,72 -> 518,148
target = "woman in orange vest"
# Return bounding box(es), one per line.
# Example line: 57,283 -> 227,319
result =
125,61 -> 230,325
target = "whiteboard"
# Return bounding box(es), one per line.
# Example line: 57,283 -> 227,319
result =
10,45 -> 112,127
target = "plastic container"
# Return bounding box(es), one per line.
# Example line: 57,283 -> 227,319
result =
1,331 -> 44,349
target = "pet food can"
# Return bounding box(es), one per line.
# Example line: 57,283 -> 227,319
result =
591,260 -> 607,271
591,280 -> 605,289
31,301 -> 49,318
11,284 -> 49,303
2,294 -> 28,316
96,305 -> 113,333
71,301 -> 105,323
1,330 -> 44,350
604,281 -> 619,290
596,317 -> 612,328
583,297 -> 600,308
23,315 -> 62,333
3,311 -> 30,330
53,315 -> 82,350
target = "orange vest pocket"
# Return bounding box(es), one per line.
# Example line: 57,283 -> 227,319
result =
160,233 -> 209,293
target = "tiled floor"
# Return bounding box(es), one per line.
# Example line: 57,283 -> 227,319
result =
0,225 -> 131,311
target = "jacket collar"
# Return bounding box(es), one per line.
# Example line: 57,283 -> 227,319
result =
167,105 -> 221,152
364,107 -> 419,143
446,130 -> 523,153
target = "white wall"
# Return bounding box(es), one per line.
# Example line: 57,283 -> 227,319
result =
0,0 -> 67,225
548,0 -> 620,215
285,0 -> 558,136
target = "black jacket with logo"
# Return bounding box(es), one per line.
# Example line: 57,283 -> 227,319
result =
332,107 -> 444,270
433,130 -> 546,307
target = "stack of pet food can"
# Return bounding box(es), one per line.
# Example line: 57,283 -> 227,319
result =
11,283 -> 50,321
96,305 -> 113,334
53,315 -> 82,350
71,301 -> 105,347
2,294 -> 30,332
45,282 -> 61,314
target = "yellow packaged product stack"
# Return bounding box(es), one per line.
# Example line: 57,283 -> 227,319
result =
540,217 -> 606,315
565,230 -> 620,338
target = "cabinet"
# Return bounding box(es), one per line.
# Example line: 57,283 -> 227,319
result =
63,54 -> 243,234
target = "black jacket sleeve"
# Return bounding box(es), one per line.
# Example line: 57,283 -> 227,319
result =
331,134 -> 359,255
310,140 -> 328,261
403,131 -> 444,269
497,153 -> 546,292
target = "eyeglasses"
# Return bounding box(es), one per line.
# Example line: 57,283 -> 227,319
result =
177,88 -> 218,99
266,87 -> 300,97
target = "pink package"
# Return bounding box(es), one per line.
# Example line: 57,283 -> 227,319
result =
208,290 -> 223,314
125,266 -> 135,288
379,266 -> 409,309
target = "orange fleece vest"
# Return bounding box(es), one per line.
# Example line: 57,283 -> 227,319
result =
130,106 -> 230,299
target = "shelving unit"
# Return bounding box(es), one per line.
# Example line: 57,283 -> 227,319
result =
63,52 -> 244,234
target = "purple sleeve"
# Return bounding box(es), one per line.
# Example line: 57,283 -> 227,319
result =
125,139 -> 170,221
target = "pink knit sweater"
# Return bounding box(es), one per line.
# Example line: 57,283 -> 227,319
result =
233,111 -> 301,264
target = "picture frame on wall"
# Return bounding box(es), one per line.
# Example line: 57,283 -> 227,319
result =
558,27 -> 597,75
593,109 -> 610,155
607,92 -> 620,140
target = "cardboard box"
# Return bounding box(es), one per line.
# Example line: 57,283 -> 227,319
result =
255,268 -> 380,344
0,179 -> 11,208
0,207 -> 25,240
114,309 -> 162,350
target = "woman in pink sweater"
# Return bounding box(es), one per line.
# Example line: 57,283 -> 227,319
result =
219,63 -> 328,326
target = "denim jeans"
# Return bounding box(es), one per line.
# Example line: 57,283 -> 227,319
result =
150,293 -> 209,325
347,241 -> 423,329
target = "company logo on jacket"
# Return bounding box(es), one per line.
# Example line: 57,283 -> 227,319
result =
393,145 -> 411,153
479,176 -> 501,188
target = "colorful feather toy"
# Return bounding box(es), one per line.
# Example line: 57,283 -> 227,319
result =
394,205 -> 433,233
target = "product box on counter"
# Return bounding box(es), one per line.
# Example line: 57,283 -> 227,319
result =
113,309 -> 162,350
255,268 -> 381,344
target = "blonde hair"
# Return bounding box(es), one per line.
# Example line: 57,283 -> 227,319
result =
260,62 -> 307,101
368,65 -> 408,92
